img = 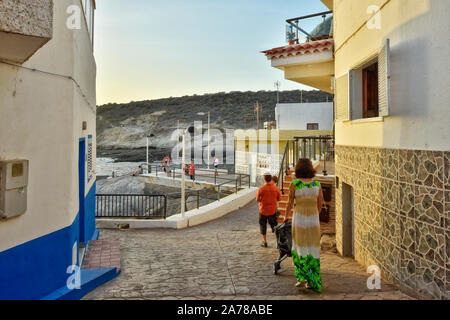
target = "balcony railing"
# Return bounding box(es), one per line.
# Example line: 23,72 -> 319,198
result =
286,10 -> 333,45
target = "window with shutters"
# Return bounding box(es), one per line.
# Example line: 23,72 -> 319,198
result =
342,38 -> 391,122
362,62 -> 379,118
335,74 -> 349,121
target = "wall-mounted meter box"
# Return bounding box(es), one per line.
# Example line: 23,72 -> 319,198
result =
0,160 -> 29,219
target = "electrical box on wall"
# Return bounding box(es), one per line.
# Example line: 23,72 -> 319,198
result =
0,160 -> 29,219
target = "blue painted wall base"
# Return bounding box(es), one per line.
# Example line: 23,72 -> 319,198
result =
0,184 -> 102,300
42,268 -> 120,300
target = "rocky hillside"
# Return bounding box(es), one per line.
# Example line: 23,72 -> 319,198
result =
97,90 -> 333,162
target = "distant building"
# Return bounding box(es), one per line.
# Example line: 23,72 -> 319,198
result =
0,0 -> 117,300
275,102 -> 333,131
234,125 -> 333,184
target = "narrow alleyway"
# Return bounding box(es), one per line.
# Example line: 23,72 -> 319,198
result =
84,202 -> 413,300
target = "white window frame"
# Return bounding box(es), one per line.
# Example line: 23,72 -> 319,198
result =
80,0 -> 95,45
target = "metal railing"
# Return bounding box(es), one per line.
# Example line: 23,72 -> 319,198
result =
96,194 -> 167,219
295,135 -> 334,162
286,10 -> 333,44
277,140 -> 295,194
96,164 -> 251,219
277,136 -> 334,193
168,185 -> 235,213
145,163 -> 251,189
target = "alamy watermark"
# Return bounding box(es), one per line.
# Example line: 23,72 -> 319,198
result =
169,121 -> 236,166
166,121 -> 283,171
66,5 -> 82,30
366,5 -> 382,30
366,265 -> 381,290
66,265 -> 81,290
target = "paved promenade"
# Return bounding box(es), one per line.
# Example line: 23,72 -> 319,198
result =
84,202 -> 413,300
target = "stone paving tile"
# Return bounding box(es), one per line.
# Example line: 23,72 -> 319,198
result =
82,239 -> 121,272
84,202 -> 413,300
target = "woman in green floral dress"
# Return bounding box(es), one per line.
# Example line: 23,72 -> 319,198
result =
284,159 -> 324,292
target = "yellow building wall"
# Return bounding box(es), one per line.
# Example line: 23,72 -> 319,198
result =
334,0 -> 449,151
235,129 -> 333,154
334,0 -> 430,77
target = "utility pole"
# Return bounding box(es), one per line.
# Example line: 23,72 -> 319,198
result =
274,81 -> 281,104
255,101 -> 262,130
177,120 -> 180,161
257,102 -> 260,130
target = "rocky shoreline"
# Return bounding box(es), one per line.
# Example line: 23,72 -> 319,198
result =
98,147 -> 173,163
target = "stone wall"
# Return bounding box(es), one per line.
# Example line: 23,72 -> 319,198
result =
335,145 -> 449,300
316,175 -> 336,235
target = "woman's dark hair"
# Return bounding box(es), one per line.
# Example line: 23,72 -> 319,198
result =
295,158 -> 316,179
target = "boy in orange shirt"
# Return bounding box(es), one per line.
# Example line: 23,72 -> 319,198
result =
256,173 -> 281,247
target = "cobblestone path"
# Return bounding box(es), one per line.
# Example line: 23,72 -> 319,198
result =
84,202 -> 413,300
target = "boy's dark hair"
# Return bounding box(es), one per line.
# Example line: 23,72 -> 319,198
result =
264,174 -> 272,183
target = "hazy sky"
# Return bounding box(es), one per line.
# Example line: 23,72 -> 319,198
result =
94,0 -> 329,105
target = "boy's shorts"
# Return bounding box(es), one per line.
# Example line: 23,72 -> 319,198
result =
259,213 -> 278,236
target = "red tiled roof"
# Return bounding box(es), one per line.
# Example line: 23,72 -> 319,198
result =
262,39 -> 334,60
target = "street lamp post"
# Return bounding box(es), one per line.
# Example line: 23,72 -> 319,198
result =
146,133 -> 155,174
181,126 -> 195,218
207,112 -> 210,170
181,131 -> 186,217
197,112 -> 211,170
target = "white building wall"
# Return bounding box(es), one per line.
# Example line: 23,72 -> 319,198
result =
275,102 -> 333,131
0,0 -> 96,252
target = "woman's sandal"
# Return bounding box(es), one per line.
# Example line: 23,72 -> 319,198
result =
295,281 -> 308,288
